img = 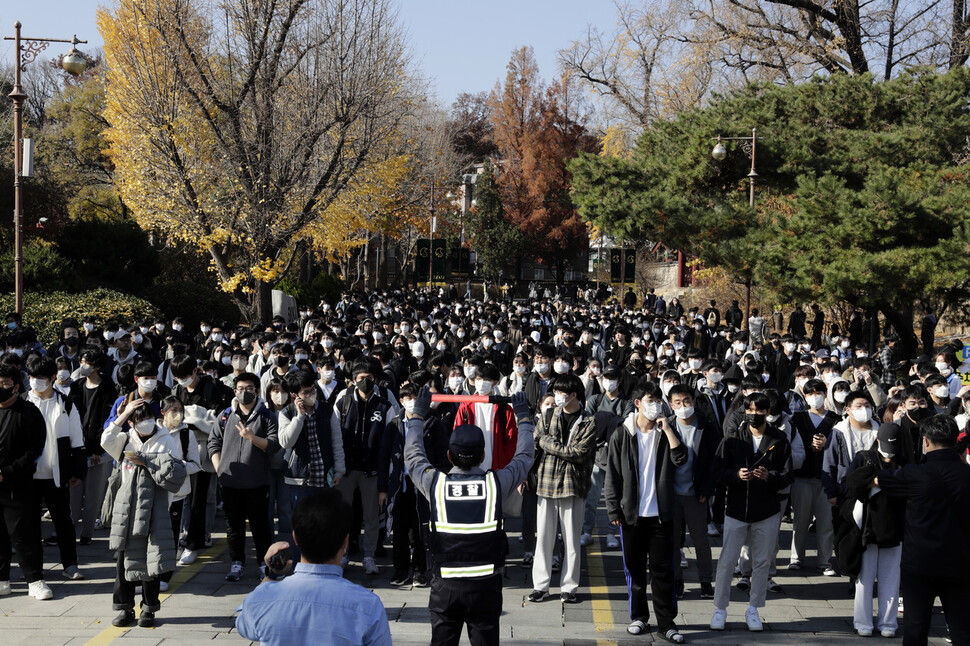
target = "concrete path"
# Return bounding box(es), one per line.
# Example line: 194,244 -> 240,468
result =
0,507 -> 953,645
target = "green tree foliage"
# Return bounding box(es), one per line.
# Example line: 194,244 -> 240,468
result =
0,241 -> 72,293
467,160 -> 522,284
570,68 -> 970,356
57,219 -> 159,292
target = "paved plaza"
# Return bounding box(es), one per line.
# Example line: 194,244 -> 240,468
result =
0,506 -> 954,645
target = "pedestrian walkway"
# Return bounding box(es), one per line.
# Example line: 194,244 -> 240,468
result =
0,509 -> 952,645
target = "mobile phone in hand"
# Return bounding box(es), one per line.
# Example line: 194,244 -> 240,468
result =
267,546 -> 291,574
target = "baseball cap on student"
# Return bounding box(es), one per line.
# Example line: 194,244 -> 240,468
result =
449,424 -> 485,460
877,422 -> 901,458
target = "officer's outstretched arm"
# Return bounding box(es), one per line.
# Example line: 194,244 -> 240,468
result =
495,392 -> 536,499
403,387 -> 438,500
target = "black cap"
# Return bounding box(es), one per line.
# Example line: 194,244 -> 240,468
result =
603,365 -> 622,379
449,424 -> 485,461
877,422 -> 901,457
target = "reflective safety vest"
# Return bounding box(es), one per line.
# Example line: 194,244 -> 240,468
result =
429,470 -> 508,579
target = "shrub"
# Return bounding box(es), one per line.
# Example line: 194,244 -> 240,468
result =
0,288 -> 159,346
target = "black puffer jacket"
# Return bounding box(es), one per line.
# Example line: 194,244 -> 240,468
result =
714,425 -> 793,523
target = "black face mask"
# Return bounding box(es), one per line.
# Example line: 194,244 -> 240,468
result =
64,336 -> 78,347
236,391 -> 257,407
357,377 -> 375,394
0,385 -> 16,402
746,413 -> 766,429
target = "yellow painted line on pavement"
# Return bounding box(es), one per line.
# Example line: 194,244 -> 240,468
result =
586,540 -> 618,646
83,538 -> 228,646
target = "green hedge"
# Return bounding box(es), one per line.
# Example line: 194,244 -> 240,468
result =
277,272 -> 344,306
0,288 -> 160,347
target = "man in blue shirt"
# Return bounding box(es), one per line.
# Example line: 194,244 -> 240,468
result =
235,489 -> 391,646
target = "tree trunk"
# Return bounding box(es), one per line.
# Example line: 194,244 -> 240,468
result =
253,280 -> 273,326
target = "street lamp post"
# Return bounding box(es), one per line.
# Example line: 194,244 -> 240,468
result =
4,22 -> 87,315
712,127 -> 760,330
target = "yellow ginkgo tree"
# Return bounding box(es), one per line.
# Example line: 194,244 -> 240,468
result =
100,0 -> 416,322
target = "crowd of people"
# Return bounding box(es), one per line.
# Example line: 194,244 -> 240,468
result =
0,288 -> 966,645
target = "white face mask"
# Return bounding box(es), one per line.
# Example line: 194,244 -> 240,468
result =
139,378 -> 157,393
403,399 -> 416,413
231,357 -> 248,371
688,359 -> 702,370
534,362 -> 550,375
271,392 -> 288,407
851,407 -> 872,423
603,378 -> 619,393
176,377 -> 193,388
784,343 -> 797,354
554,361 -> 570,374
448,377 -> 464,391
476,380 -> 494,395
641,401 -> 663,421
674,405 -> 694,420
661,381 -> 677,396
707,372 -> 723,384
322,370 -> 335,382
554,393 -> 568,407
766,413 -> 781,424
132,334 -> 143,345
936,362 -> 952,374
806,394 -> 826,410
134,419 -> 156,436
934,385 -> 950,399
322,339 -> 334,349
834,391 -> 848,403
513,365 -> 526,375
172,323 -> 183,332
294,353 -> 309,362
29,378 -> 49,393
463,366 -> 478,379
164,411 -> 184,428
56,369 -> 71,382
83,323 -> 95,332
822,373 -> 836,384
727,384 -> 739,394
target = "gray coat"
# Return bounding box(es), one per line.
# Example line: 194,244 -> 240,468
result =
102,422 -> 186,587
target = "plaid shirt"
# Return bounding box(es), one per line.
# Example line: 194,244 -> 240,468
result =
534,407 -> 597,500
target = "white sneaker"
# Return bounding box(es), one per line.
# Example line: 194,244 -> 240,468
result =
340,554 -> 349,569
579,532 -> 592,547
28,580 -> 53,600
159,581 -> 169,592
745,606 -> 763,631
881,629 -> 896,638
178,549 -> 199,566
62,565 -> 84,580
710,608 -> 727,630
857,628 -> 873,637
606,534 -> 620,549
0,581 -> 10,596
362,557 -> 379,575
821,565 -> 837,577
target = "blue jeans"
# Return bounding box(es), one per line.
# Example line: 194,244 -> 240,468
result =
582,464 -> 616,536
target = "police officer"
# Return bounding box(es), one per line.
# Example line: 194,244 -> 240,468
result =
405,386 -> 534,646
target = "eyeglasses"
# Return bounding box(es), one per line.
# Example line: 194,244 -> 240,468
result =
235,386 -> 257,394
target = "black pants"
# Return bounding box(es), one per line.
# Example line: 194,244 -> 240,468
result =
35,478 -> 77,568
0,486 -> 43,582
222,485 -> 271,565
619,517 -> 677,631
160,499 -> 185,584
112,551 -> 161,612
185,471 -> 211,551
901,570 -> 970,646
429,573 -> 502,646
392,479 -> 426,573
